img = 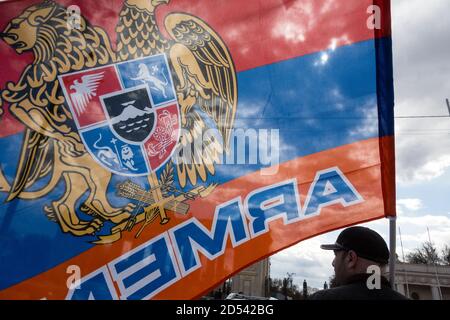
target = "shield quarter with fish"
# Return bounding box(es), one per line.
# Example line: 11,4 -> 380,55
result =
59,54 -> 181,176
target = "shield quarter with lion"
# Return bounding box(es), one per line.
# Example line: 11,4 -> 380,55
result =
59,54 -> 181,176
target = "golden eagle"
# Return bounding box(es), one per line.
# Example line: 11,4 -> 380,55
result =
116,0 -> 237,187
0,0 -> 237,239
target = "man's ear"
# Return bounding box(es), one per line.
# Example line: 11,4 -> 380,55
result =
346,250 -> 358,269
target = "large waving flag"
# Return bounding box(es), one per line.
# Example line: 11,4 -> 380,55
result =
0,0 -> 394,299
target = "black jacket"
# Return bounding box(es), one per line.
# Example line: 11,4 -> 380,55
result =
308,274 -> 408,300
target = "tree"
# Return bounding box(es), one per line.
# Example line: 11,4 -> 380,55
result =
442,245 -> 450,266
269,274 -> 302,300
282,273 -> 294,300
406,241 -> 441,265
329,275 -> 337,288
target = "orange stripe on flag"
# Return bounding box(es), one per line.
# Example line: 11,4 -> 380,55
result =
0,136 -> 393,300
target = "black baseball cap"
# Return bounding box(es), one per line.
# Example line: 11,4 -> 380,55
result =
320,226 -> 390,264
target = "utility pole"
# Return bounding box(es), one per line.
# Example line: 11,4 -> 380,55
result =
399,227 -> 410,298
389,216 -> 396,288
446,98 -> 450,116
427,227 -> 443,300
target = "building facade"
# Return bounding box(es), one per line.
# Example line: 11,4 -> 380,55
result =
230,259 -> 270,297
390,263 -> 450,300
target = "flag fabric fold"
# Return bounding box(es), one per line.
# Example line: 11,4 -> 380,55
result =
0,0 -> 394,300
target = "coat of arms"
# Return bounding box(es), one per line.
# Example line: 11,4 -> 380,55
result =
59,54 -> 180,176
0,0 -> 237,244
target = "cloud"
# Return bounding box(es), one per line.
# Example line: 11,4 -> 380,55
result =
269,0 -> 450,291
395,215 -> 450,255
392,0 -> 450,184
348,99 -> 378,139
410,155 -> 450,182
270,235 -> 336,289
271,2 -> 314,44
397,198 -> 423,212
271,214 -> 450,289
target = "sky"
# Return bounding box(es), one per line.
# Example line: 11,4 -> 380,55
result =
0,0 -> 448,295
270,0 -> 450,290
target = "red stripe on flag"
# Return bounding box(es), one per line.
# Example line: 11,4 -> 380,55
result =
157,0 -> 390,72
0,0 -> 391,138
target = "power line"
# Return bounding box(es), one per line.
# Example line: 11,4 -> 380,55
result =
396,99 -> 450,119
396,133 -> 450,136
395,115 -> 450,119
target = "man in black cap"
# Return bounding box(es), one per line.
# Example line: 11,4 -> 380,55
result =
309,226 -> 407,300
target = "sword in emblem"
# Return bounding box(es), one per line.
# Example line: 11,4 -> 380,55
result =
111,138 -> 125,169
97,180 -> 215,243
91,167 -> 217,244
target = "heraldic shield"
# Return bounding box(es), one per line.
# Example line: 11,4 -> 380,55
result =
59,54 -> 180,176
